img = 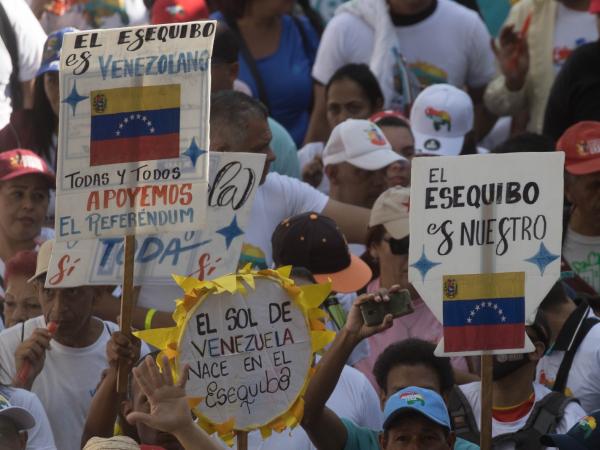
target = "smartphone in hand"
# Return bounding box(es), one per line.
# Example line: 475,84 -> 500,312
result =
359,290 -> 414,326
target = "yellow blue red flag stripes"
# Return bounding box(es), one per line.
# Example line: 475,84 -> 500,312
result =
442,272 -> 525,352
89,84 -> 180,166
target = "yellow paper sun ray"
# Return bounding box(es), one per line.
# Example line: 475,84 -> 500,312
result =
135,266 -> 334,445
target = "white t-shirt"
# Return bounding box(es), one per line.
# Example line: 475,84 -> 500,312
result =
0,386 -> 56,450
36,0 -> 149,33
563,228 -> 600,294
137,173 -> 329,311
0,0 -> 46,128
312,0 -> 495,88
222,361 -> 383,450
536,308 -> 600,413
553,3 -> 598,73
0,317 -> 128,450
458,382 -> 586,450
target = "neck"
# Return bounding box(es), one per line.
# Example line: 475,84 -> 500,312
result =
55,317 -> 102,348
562,0 -> 590,12
569,208 -> 600,236
492,364 -> 536,408
379,262 -> 404,289
543,301 -> 577,342
388,0 -> 434,15
0,235 -> 35,266
238,5 -> 279,28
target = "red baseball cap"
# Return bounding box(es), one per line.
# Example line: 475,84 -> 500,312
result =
590,0 -> 600,13
557,122 -> 600,175
0,149 -> 55,187
151,0 -> 208,24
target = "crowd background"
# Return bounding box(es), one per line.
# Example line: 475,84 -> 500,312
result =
0,0 -> 600,449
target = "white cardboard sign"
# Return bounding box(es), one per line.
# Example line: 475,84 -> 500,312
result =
408,153 -> 565,356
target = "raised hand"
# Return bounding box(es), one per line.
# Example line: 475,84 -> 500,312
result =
492,23 -> 530,91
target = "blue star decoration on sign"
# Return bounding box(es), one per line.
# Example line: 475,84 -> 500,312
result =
62,81 -> 88,116
183,137 -> 206,167
216,215 -> 244,249
525,242 -> 560,275
410,245 -> 441,281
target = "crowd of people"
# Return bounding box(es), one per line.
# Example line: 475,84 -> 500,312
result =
1,0 -> 600,449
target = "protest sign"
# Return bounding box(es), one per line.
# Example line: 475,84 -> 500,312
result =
55,23 -> 215,241
408,152 -> 565,356
46,152 -> 265,288
135,267 -> 335,445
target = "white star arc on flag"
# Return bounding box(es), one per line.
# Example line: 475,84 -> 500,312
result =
114,115 -> 156,137
467,301 -> 507,324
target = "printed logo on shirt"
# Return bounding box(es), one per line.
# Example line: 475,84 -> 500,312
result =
366,125 -> 387,146
425,107 -> 451,132
238,242 -> 267,270
578,416 -> 597,439
410,61 -> 448,86
553,38 -> 588,68
576,139 -> 600,157
400,391 -> 425,406
570,252 -> 600,293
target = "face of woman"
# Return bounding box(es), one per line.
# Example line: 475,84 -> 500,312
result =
370,233 -> 419,299
326,78 -> 376,129
44,72 -> 60,117
4,274 -> 40,328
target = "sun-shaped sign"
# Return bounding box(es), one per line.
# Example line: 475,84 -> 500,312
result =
135,266 -> 335,445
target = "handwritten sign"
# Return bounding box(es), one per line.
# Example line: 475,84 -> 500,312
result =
134,268 -> 334,443
408,153 -> 565,356
46,152 -> 265,287
55,23 -> 215,241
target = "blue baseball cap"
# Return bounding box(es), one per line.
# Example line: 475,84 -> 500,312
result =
383,386 -> 451,431
541,411 -> 600,450
36,27 -> 78,77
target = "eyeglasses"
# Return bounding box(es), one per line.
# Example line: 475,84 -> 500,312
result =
383,235 -> 410,255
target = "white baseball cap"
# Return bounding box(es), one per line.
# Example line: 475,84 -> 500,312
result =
370,186 -> 410,239
0,394 -> 35,431
323,119 -> 405,170
410,84 -> 474,156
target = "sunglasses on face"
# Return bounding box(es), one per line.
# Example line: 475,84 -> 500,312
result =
383,235 -> 410,255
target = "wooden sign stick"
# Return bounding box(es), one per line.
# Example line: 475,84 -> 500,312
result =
117,234 -> 136,394
480,354 -> 493,450
237,431 -> 248,450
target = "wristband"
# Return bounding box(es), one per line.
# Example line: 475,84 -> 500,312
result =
144,308 -> 157,330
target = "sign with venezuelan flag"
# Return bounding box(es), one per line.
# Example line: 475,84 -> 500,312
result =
408,153 -> 564,356
442,272 -> 525,352
55,22 -> 215,241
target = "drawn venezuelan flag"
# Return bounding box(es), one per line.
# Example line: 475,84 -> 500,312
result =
442,272 -> 525,352
89,84 -> 180,166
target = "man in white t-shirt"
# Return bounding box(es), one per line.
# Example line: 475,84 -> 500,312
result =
211,91 -> 371,269
0,240 -> 143,450
0,0 -> 46,129
453,321 -> 586,449
559,122 -> 600,295
306,0 -> 496,143
536,282 -> 600,413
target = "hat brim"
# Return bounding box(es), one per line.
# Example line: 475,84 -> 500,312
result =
0,168 -> 55,188
540,433 -> 587,450
413,131 -> 464,156
383,218 -> 410,240
383,407 -> 450,431
36,61 -> 60,78
565,157 -> 600,175
347,149 -> 404,171
0,407 -> 35,430
313,254 -> 372,293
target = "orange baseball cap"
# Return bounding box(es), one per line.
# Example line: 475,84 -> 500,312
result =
557,121 -> 600,175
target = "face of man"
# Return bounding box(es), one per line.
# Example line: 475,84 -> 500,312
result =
380,414 -> 454,450
327,162 -> 386,208
0,418 -> 26,450
36,282 -> 96,342
565,171 -> 600,227
211,115 -> 275,185
4,275 -> 40,328
0,176 -> 49,243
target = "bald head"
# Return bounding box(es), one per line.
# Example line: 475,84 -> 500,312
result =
210,91 -> 268,152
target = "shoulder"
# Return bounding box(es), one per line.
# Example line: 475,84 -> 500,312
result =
437,0 -> 481,21
326,11 -> 372,36
455,437 -> 481,450
268,117 -> 295,146
340,418 -> 379,448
